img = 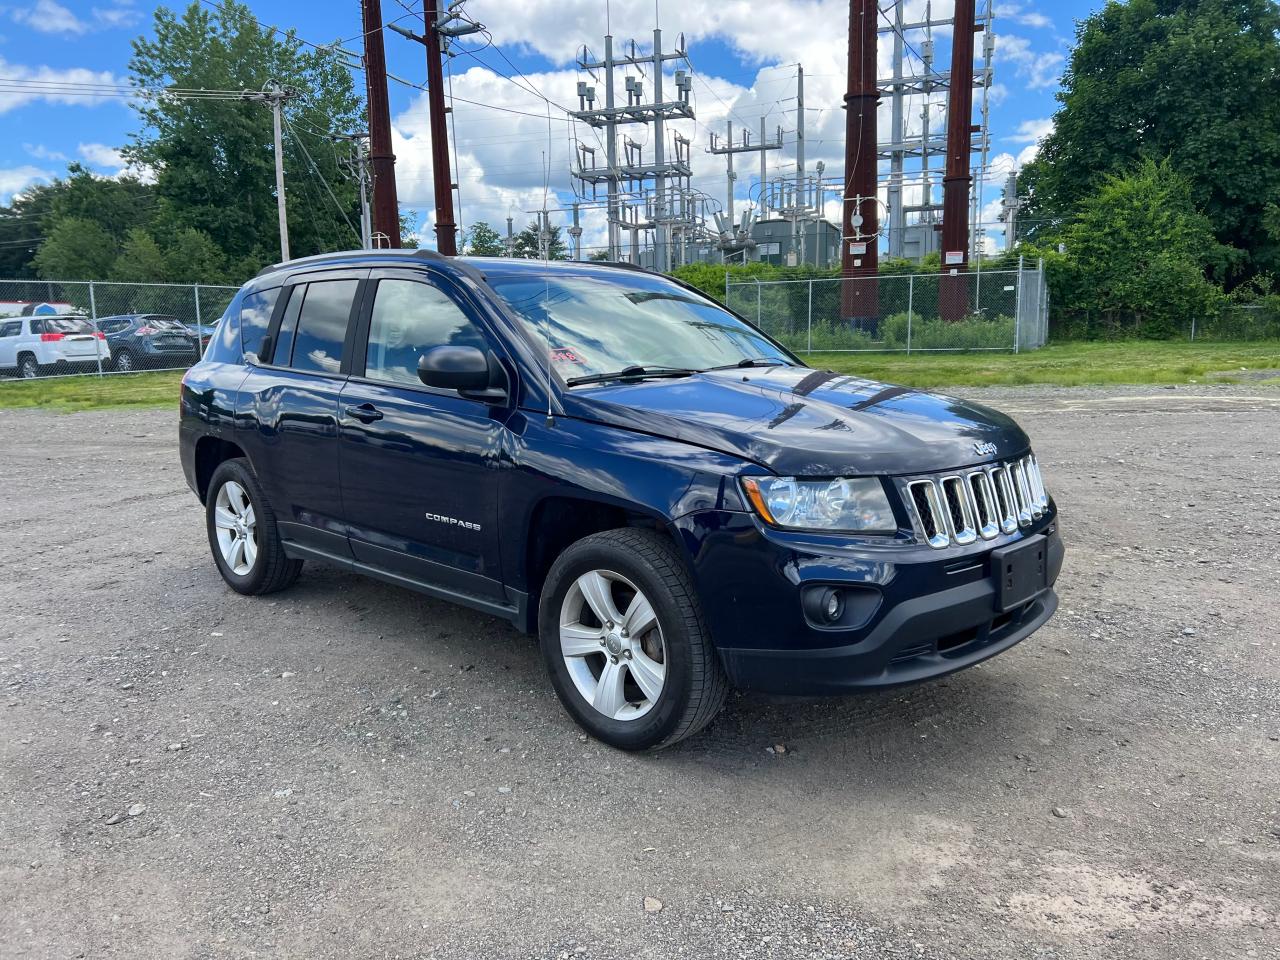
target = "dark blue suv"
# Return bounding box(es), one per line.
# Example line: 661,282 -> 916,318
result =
180,250 -> 1063,749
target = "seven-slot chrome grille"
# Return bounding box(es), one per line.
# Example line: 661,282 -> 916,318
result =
907,455 -> 1049,549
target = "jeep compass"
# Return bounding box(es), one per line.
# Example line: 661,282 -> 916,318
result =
180,250 -> 1063,750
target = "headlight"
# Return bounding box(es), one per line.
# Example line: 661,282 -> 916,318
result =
740,476 -> 896,533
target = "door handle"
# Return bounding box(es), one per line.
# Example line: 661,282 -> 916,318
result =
345,403 -> 384,423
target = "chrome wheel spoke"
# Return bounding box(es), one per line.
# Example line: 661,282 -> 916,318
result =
576,571 -> 621,626
241,504 -> 255,528
242,532 -> 258,569
592,660 -> 628,719
229,536 -> 246,572
627,650 -> 665,703
213,507 -> 238,530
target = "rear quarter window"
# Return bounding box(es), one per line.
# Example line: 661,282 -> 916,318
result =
239,287 -> 281,360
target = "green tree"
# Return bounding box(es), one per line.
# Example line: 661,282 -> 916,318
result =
1036,159 -> 1227,338
32,217 -> 118,280
111,228 -> 167,282
127,2 -> 363,271
1020,0 -> 1280,280
464,221 -> 505,256
511,221 -> 568,260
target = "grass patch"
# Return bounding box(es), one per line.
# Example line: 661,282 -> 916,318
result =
0,371 -> 183,411
806,340 -> 1280,388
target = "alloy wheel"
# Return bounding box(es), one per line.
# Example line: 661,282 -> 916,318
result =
213,479 -> 258,576
559,569 -> 666,721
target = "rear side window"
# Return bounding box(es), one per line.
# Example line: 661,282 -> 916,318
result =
239,287 -> 280,359
286,279 -> 358,374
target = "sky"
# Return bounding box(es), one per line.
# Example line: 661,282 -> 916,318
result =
0,0 -> 1102,256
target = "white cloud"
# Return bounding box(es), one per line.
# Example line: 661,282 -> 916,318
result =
11,0 -> 87,34
92,2 -> 141,28
0,57 -> 122,113
1007,117 -> 1053,144
78,142 -> 124,168
0,164 -> 54,202
996,34 -> 1064,90
23,142 -> 67,161
994,3 -> 1054,31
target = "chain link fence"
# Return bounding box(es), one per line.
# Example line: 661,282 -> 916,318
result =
0,279 -> 239,381
726,261 -> 1049,355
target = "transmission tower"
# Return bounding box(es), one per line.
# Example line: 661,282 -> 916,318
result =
879,0 -> 994,261
706,120 -> 782,261
571,28 -> 697,270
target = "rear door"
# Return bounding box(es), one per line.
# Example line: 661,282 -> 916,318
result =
41,317 -> 101,360
237,269 -> 366,558
337,268 -> 511,601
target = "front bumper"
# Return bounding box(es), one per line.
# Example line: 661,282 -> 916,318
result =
719,581 -> 1058,695
678,508 -> 1064,696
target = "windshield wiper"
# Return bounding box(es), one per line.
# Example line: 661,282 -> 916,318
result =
566,365 -> 697,387
702,357 -> 791,372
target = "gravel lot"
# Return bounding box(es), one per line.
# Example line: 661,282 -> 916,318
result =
2,384 -> 1278,959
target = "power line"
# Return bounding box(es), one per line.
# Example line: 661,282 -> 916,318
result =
281,113 -> 362,244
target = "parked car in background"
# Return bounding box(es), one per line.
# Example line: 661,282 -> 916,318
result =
97,314 -> 201,372
181,321 -> 214,356
0,314 -> 110,378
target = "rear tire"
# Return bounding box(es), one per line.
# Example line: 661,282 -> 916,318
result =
538,528 -> 728,750
113,349 -> 135,373
205,458 -> 302,595
18,353 -> 38,379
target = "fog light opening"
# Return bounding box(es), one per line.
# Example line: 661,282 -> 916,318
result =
822,588 -> 843,623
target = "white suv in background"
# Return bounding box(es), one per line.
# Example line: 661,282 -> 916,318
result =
0,315 -> 111,378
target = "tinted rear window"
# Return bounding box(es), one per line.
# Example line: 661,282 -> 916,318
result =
289,280 -> 357,374
39,317 -> 94,335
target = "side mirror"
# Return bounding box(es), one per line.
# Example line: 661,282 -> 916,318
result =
417,345 -> 507,402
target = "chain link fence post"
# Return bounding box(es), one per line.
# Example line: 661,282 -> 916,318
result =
1014,256 -> 1025,353
88,280 -> 103,377
906,274 -> 914,355
807,279 -> 813,354
756,279 -> 762,328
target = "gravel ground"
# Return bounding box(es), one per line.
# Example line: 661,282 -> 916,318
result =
1,383 -> 1278,960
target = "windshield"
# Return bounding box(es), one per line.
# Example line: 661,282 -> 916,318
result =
486,270 -> 792,382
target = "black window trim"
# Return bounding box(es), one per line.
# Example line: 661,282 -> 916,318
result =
345,266 -> 514,402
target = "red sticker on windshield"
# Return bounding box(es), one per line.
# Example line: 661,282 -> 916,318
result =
551,348 -> 583,364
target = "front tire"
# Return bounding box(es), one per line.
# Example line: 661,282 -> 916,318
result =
538,528 -> 728,750
205,458 -> 302,595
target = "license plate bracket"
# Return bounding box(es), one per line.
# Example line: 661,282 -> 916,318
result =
991,534 -> 1048,612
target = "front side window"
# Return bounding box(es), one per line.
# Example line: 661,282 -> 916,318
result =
0,321 -> 20,337
486,270 -> 789,382
364,278 -> 485,387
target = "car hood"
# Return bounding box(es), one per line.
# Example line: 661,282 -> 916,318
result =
561,366 -> 1030,476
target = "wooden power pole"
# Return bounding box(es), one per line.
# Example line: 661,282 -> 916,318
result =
842,0 -> 880,322
424,0 -> 457,255
941,0 -> 978,319
362,0 -> 401,247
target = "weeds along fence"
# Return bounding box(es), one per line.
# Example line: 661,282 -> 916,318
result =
726,261 -> 1049,355
0,279 -> 239,380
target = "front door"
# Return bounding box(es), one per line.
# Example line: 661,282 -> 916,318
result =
237,271 -> 364,557
338,270 -> 510,602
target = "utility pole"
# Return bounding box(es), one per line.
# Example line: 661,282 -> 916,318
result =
391,2 -> 483,255
362,0 -> 400,248
504,215 -> 514,256
842,0 -> 880,321
569,202 -> 583,260
355,136 -> 372,248
794,64 -> 806,267
887,2 -> 905,259
941,0 -> 977,320
267,85 -> 291,262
